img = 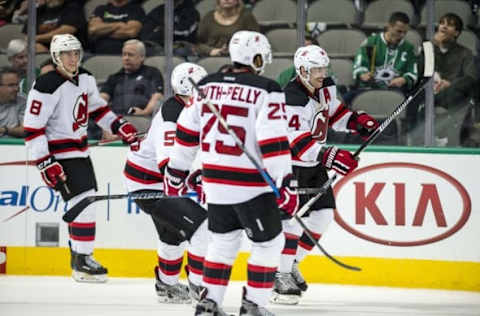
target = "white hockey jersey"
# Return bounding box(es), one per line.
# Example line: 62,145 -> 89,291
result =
24,68 -> 120,163
124,96 -> 187,192
168,71 -> 293,205
285,77 -> 355,168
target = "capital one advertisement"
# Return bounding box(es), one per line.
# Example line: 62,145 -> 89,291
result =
0,145 -> 479,264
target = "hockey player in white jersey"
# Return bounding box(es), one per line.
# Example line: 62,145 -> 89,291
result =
164,31 -> 299,316
23,34 -> 139,283
271,45 -> 379,305
123,62 -> 209,303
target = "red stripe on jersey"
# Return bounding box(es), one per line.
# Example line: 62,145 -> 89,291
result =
291,132 -> 316,158
258,136 -> 289,146
202,163 -> 268,187
48,135 -> 88,145
24,127 -> 46,141
127,160 -> 163,178
329,103 -> 350,126
203,164 -> 261,174
158,256 -> 183,265
69,235 -> 95,241
89,106 -> 111,122
34,154 -> 52,165
177,124 -> 200,137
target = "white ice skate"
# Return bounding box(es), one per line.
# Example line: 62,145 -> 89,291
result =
270,272 -> 301,305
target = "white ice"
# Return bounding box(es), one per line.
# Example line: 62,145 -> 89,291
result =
0,276 -> 479,316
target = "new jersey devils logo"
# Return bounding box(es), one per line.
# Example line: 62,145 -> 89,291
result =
72,93 -> 88,131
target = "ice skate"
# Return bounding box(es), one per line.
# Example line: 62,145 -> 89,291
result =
154,266 -> 191,304
291,260 -> 308,292
240,287 -> 275,316
184,266 -> 203,303
270,272 -> 301,305
193,286 -> 232,316
71,251 -> 108,283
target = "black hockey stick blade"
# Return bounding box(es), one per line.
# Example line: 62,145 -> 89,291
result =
294,215 -> 361,271
62,191 -> 197,223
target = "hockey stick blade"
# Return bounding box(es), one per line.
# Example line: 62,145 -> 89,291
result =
62,191 -> 197,223
294,215 -> 361,271
188,77 -> 280,198
295,41 -> 435,219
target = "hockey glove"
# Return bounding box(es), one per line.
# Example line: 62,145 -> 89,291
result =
113,118 -> 138,144
347,111 -> 379,140
186,169 -> 205,204
320,146 -> 358,176
276,174 -> 299,217
164,166 -> 188,196
37,156 -> 67,189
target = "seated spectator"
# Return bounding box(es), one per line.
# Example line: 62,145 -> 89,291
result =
11,0 -> 45,24
100,39 -> 163,117
0,67 -> 25,138
88,0 -> 145,54
6,39 -> 40,97
352,12 -> 417,93
39,57 -> 55,74
140,0 -> 200,56
413,13 -> 477,146
428,13 -> 476,108
196,0 -> 260,57
22,0 -> 86,53
0,0 -> 23,24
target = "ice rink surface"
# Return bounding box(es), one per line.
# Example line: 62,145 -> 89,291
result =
0,276 -> 479,316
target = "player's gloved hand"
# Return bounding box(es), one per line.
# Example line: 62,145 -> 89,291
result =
320,146 -> 358,176
37,156 -> 67,189
186,169 -> 205,204
276,174 -> 299,217
347,111 -> 379,140
164,166 -> 188,196
114,118 -> 138,144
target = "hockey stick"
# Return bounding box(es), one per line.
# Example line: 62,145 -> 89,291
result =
2,206 -> 30,222
62,191 -> 197,223
296,41 -> 435,219
89,132 -> 147,147
290,42 -> 435,270
189,78 -> 280,198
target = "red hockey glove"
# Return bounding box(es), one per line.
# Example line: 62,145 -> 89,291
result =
114,118 -> 138,144
186,169 -> 205,204
164,166 -> 188,196
276,174 -> 299,217
320,146 -> 358,176
37,156 -> 66,189
347,111 -> 379,140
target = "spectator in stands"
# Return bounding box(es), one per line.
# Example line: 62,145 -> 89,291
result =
140,0 -> 200,56
39,58 -> 55,74
0,67 -> 25,138
352,12 -> 417,93
100,39 -> 163,118
428,13 -> 476,109
22,0 -> 86,53
6,39 -> 40,97
88,0 -> 145,54
0,0 -> 23,24
196,0 -> 260,57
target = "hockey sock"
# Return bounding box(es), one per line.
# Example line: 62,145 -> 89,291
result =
278,233 -> 299,273
187,220 -> 208,286
157,241 -> 185,285
203,230 -> 242,305
246,232 -> 284,307
158,255 -> 183,285
68,189 -> 96,255
187,251 -> 204,286
296,209 -> 334,262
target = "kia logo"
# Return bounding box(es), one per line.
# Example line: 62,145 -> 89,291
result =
334,162 -> 471,246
